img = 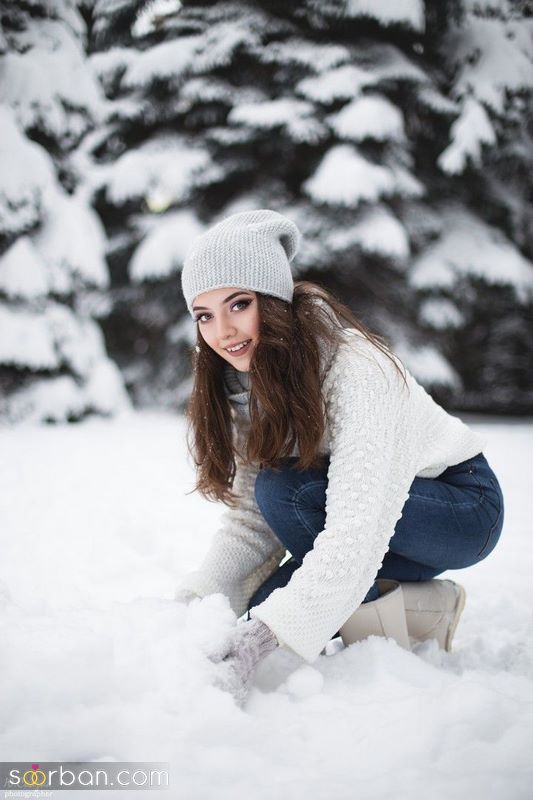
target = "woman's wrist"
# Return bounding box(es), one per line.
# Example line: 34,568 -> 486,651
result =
246,617 -> 279,655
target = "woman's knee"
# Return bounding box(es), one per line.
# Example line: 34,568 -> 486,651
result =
254,460 -> 296,512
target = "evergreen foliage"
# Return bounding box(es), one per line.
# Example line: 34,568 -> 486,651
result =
83,0 -> 532,413
2,0 -> 532,419
0,0 -> 130,423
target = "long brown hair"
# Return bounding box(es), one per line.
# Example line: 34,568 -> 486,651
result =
185,280 -> 408,507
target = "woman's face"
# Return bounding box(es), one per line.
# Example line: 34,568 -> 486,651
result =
192,287 -> 260,371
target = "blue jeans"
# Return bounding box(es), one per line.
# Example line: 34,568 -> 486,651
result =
247,451 -> 504,611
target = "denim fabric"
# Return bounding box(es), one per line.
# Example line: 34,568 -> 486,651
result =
247,451 -> 504,612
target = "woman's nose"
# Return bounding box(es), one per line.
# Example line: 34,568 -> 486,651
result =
216,317 -> 236,340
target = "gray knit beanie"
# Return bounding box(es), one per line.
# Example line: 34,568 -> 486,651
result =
181,209 -> 301,317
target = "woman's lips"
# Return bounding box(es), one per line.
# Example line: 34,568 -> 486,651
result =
226,339 -> 252,357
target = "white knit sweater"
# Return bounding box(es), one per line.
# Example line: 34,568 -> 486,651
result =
177,329 -> 486,662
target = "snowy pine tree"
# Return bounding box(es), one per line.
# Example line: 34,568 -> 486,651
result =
412,0 -> 533,411
82,0 -> 533,413
0,0 -> 130,424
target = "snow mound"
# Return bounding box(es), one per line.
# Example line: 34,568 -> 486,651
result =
0,414 -> 531,797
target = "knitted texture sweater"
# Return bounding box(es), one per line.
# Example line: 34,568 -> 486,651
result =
177,329 -> 486,662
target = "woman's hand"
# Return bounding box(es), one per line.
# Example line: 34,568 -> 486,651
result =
174,590 -> 278,705
174,587 -> 201,604
214,618 -> 279,707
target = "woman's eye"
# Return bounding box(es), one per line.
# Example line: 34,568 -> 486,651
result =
233,299 -> 251,312
194,299 -> 251,324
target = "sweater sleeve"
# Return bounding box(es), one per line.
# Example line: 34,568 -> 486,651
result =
250,338 -> 416,662
175,454 -> 287,619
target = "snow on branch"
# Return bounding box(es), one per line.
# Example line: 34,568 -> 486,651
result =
129,209 -> 204,282
122,35 -> 201,88
89,47 -> 138,93
0,106 -> 57,237
415,86 -> 460,115
438,97 -> 496,174
0,303 -> 59,371
325,205 -> 410,261
0,2 -> 129,426
3,361 -> 130,425
177,77 -> 263,110
418,298 -> 464,331
363,42 -> 429,85
104,137 -> 210,207
229,98 -> 314,128
328,0 -> 425,33
0,238 -> 48,301
34,194 -> 109,294
394,341 -> 461,389
410,205 -> 533,303
228,98 -> 329,144
438,10 -> 533,174
123,19 -> 261,88
447,17 -> 533,115
0,20 -> 104,143
132,0 -> 183,38
0,299 -> 131,402
296,64 -> 378,104
258,40 -> 350,72
303,145 -> 423,207
327,95 -> 406,142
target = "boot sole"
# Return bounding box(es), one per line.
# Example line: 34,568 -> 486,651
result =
444,582 -> 466,652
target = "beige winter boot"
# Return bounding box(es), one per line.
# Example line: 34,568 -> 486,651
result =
339,579 -> 411,651
400,579 -> 466,652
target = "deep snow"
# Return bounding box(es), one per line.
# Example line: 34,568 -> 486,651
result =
0,411 -> 532,799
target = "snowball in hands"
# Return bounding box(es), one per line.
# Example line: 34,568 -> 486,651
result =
213,618 -> 279,707
174,587 -> 200,604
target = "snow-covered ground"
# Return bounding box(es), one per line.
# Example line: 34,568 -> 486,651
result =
0,411 -> 532,799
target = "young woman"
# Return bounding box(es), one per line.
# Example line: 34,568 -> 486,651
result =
176,209 -> 505,707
